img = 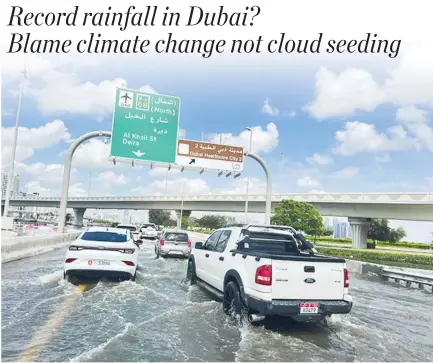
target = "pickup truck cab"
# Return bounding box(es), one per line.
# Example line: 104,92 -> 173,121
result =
186,224 -> 353,324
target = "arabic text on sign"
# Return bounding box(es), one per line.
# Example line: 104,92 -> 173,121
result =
125,112 -> 146,120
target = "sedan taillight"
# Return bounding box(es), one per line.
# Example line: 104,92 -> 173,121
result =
122,261 -> 135,266
65,258 -> 77,263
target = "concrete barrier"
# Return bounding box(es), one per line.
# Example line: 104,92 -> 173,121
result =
1,232 -> 80,263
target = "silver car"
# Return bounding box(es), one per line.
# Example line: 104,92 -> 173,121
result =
155,230 -> 191,258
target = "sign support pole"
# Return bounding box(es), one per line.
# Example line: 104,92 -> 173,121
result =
244,151 -> 272,224
58,131 -> 112,232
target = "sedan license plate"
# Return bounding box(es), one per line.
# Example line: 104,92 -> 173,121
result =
300,302 -> 319,314
94,260 -> 110,266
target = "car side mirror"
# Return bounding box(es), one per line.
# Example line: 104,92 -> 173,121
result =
195,242 -> 203,249
135,240 -> 143,246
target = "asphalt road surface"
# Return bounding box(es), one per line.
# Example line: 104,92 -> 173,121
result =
2,236 -> 432,362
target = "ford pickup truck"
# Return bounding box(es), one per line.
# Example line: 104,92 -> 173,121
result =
186,224 -> 353,324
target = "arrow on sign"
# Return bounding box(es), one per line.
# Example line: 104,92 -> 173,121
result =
132,150 -> 145,157
189,159 -> 195,165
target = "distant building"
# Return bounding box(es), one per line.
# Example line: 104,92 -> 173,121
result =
334,222 -> 350,238
1,171 -> 20,198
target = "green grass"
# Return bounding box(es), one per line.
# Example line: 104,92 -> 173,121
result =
307,235 -> 432,250
316,246 -> 433,270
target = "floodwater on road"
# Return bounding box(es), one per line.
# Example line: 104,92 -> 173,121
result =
2,240 -> 433,362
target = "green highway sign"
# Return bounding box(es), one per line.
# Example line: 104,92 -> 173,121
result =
109,87 -> 180,164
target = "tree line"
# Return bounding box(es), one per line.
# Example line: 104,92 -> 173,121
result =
270,200 -> 407,244
149,210 -> 229,230
140,201 -> 408,244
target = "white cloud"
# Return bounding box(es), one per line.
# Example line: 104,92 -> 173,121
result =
296,176 -> 321,188
148,166 -> 181,176
396,106 -> 433,152
208,123 -> 279,154
332,121 -> 413,156
305,67 -> 385,120
69,183 -> 88,197
73,139 -> 112,168
132,177 -> 211,196
306,45 -> 433,120
218,177 -> 267,195
384,46 -> 433,108
25,181 -> 52,196
16,162 -> 71,183
95,171 -> 129,186
375,153 -> 391,163
332,167 -> 359,179
287,111 -> 296,118
426,177 -> 433,186
261,99 -> 280,116
1,120 -> 71,166
3,55 -> 156,117
307,152 -> 333,165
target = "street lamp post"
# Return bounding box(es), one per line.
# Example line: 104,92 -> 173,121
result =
3,65 -> 27,218
244,127 -> 253,224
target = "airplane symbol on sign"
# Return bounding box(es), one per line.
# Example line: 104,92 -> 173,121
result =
121,93 -> 131,103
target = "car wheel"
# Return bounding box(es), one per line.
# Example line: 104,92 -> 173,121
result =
63,271 -> 66,280
223,281 -> 244,318
186,260 -> 197,284
155,246 -> 160,258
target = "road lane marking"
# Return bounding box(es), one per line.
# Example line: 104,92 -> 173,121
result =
17,283 -> 88,362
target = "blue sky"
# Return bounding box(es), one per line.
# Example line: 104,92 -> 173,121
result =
1,51 -> 433,241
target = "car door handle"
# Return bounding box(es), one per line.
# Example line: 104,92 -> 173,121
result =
205,254 -> 209,258
219,256 -> 224,261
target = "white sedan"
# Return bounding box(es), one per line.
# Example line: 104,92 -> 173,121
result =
63,226 -> 142,281
140,223 -> 159,239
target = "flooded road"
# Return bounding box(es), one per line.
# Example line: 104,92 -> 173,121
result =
2,239 -> 432,362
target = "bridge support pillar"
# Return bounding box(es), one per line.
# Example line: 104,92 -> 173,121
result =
348,217 -> 371,249
73,208 -> 86,227
175,210 -> 191,229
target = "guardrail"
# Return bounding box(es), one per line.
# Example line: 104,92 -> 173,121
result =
2,192 -> 433,204
380,268 -> 433,292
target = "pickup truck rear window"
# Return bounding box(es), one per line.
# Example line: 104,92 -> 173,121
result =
239,231 -> 299,254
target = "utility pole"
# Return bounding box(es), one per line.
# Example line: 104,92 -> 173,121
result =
179,181 -> 185,229
244,127 -> 253,224
3,64 -> 27,217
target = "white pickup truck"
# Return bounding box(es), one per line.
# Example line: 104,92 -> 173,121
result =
186,224 -> 353,324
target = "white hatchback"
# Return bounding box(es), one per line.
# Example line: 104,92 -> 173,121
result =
63,226 -> 142,281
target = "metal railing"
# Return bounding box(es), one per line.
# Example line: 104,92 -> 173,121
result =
380,267 -> 433,292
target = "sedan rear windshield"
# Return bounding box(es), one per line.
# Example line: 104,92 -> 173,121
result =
116,225 -> 137,232
164,233 -> 189,242
81,231 -> 128,242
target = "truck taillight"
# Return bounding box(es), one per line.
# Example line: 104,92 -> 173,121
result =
344,268 -> 349,288
160,239 -> 165,246
255,265 -> 272,286
187,240 -> 192,248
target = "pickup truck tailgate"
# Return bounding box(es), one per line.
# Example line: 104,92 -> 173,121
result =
271,259 -> 345,300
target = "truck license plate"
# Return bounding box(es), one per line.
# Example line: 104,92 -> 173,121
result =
300,302 -> 319,314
